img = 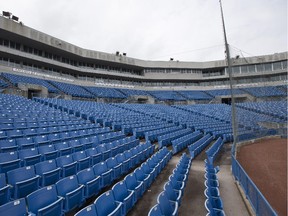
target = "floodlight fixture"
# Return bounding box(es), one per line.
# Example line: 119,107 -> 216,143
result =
12,15 -> 19,22
2,11 -> 11,18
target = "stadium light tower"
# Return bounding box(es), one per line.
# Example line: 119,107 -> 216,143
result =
219,0 -> 238,156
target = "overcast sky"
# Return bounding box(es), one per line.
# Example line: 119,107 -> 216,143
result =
1,0 -> 287,61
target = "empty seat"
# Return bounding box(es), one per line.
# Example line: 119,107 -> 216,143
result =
27,185 -> 64,216
106,157 -> 122,181
115,153 -> 130,175
17,137 -> 35,149
38,144 -> 58,160
54,142 -> 73,156
124,173 -> 144,201
6,130 -> 23,139
134,167 -> 151,191
34,135 -> 50,146
157,191 -> 178,216
56,175 -> 85,213
164,182 -> 182,206
85,147 -> 102,165
7,166 -> 40,199
35,160 -> 61,186
77,168 -> 101,199
112,180 -> 136,215
93,161 -> 113,188
73,151 -> 90,171
75,204 -> 97,216
56,155 -> 78,177
148,204 -> 164,216
94,190 -> 122,216
18,148 -> 41,166
0,173 -> 10,206
0,198 -> 28,216
69,139 -> 85,152
0,151 -> 21,174
0,139 -> 18,152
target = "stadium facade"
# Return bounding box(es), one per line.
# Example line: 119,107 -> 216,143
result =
0,15 -> 287,96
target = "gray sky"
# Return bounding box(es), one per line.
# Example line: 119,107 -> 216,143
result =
1,0 -> 287,61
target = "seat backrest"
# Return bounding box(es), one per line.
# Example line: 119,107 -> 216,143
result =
0,151 -> 18,163
75,204 -> 97,216
86,148 -> 98,156
35,160 -> 57,174
157,191 -> 174,215
134,167 -> 145,181
0,198 -> 27,216
94,190 -> 116,216
148,204 -> 163,216
77,168 -> 95,184
56,175 -> 79,196
112,181 -> 128,202
26,185 -> 58,213
56,155 -> 73,166
38,145 -> 55,154
93,162 -> 108,175
73,151 -> 87,161
18,148 -> 39,159
164,182 -> 177,201
0,173 -> 6,187
124,173 -> 137,189
7,166 -> 36,185
106,157 -> 117,169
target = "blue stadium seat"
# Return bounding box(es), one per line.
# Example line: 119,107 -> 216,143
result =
112,180 -> 136,215
6,130 -> 23,139
0,198 -> 28,216
134,167 -> 151,191
56,175 -> 85,212
26,185 -> 64,216
0,173 -> 10,206
7,166 -> 40,199
169,174 -> 185,195
75,204 -> 97,216
18,148 -> 41,166
73,151 -> 90,171
35,160 -> 61,186
115,153 -> 130,174
204,187 -> 220,199
56,155 -> 78,177
164,182 -> 182,205
17,137 -> 35,149
77,168 -> 101,199
93,161 -> 113,188
106,157 -> 122,181
205,197 -> 225,216
157,191 -> 178,216
0,139 -> 18,152
94,190 -> 123,216
38,144 -> 58,160
124,173 -> 144,201
85,147 -> 102,165
0,151 -> 21,174
148,204 -> 164,216
34,135 -> 50,146
54,142 -> 73,156
69,139 -> 85,152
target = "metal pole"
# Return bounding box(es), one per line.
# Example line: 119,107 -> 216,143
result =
219,0 -> 238,155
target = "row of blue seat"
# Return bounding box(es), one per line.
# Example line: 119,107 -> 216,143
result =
204,160 -> 225,216
172,131 -> 203,154
75,147 -> 172,216
188,134 -> 213,159
158,128 -> 192,149
0,128 -> 123,153
148,153 -> 192,216
0,123 -> 103,139
0,141 -> 154,213
0,136 -> 139,174
205,137 -> 224,165
144,126 -> 183,143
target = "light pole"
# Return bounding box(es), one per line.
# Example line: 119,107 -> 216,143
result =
219,0 -> 238,155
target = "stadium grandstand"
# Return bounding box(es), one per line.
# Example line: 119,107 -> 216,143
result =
0,11 -> 287,216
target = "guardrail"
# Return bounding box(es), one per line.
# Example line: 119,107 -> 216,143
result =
231,155 -> 277,216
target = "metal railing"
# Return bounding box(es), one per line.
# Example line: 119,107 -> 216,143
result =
231,155 -> 277,216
